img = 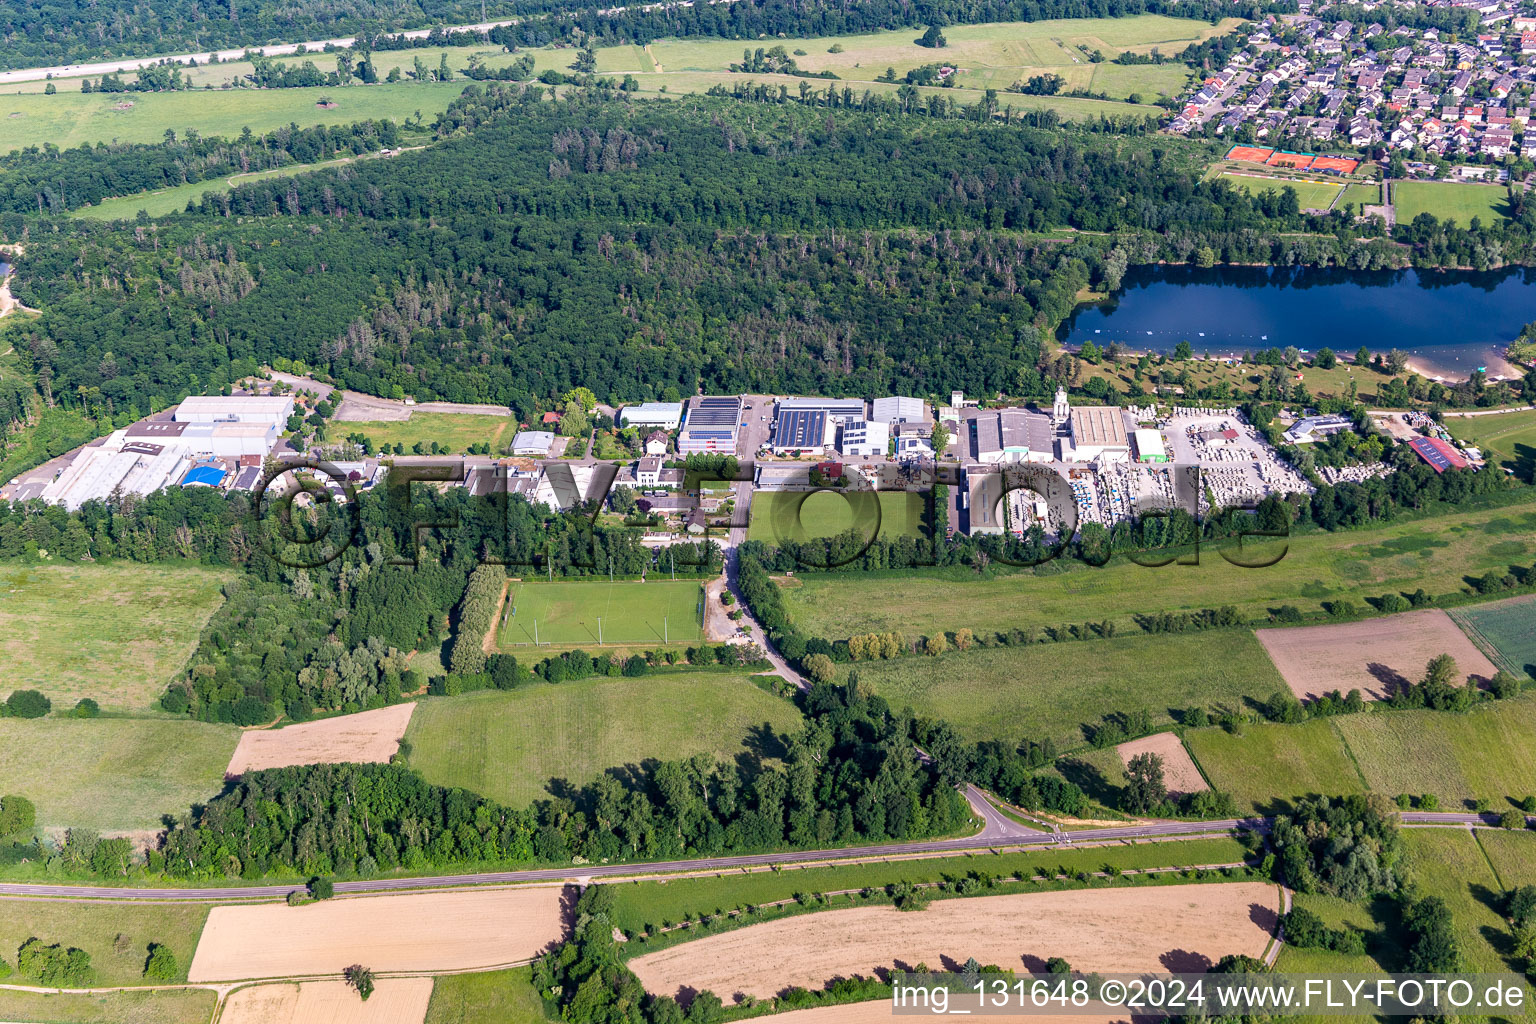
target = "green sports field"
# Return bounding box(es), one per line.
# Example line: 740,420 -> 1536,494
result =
499,579 -> 702,649
404,673 -> 805,805
1447,408 -> 1536,479
775,499 -> 1536,640
0,717 -> 236,831
343,412 -> 514,454
1452,594 -> 1536,679
0,898 -> 208,986
747,490 -> 925,545
1393,180 -> 1512,225
1188,698 -> 1536,814
1217,171 -> 1342,210
0,563 -> 230,710
855,630 -> 1285,748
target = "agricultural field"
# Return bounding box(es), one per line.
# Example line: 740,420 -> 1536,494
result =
1475,826 -> 1536,890
0,717 -> 236,830
0,82 -> 465,152
1116,732 -> 1207,796
404,674 -> 804,806
1393,180 -> 1512,225
747,490 -> 925,545
1447,408 -> 1536,479
851,630 -> 1286,747
0,562 -> 230,710
0,898 -> 209,986
1451,595 -> 1536,679
1399,829 -> 1512,974
1255,609 -> 1499,701
425,967 -> 547,1024
499,580 -> 702,649
605,836 -> 1252,934
187,886 -> 568,981
774,499 -> 1536,640
221,979 -> 434,1024
343,412 -> 514,454
226,703 -> 416,776
627,882 -> 1279,999
1216,171 -> 1342,210
1188,698 -> 1536,813
0,989 -> 217,1024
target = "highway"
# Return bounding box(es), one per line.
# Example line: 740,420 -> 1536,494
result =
0,809 -> 1504,903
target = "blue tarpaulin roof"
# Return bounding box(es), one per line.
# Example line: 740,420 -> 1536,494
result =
182,464 -> 226,487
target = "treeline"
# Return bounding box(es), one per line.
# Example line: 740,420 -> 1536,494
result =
0,119 -> 402,215
161,681 -> 968,877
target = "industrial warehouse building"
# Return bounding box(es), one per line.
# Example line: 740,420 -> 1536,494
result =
617,402 -> 684,430
679,396 -> 744,453
837,419 -> 890,458
1133,429 -> 1169,463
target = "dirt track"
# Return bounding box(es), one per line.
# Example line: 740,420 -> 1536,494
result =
1117,733 -> 1208,796
220,979 -> 433,1024
189,886 -> 568,981
226,704 -> 416,776
765,1003 -> 1129,1024
629,882 -> 1279,1002
1256,610 -> 1498,700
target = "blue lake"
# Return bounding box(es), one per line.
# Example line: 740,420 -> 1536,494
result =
1060,265 -> 1536,379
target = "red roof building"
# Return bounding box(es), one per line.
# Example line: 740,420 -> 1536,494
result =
1408,436 -> 1468,473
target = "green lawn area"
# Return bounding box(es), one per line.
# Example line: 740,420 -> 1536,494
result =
1393,180 -> 1512,226
747,490 -> 925,545
1188,698 -> 1536,815
0,989 -> 216,1024
1186,719 -> 1365,815
0,717 -> 236,830
0,81 -> 465,153
404,674 -> 805,806
499,579 -> 703,649
1271,890 -> 1395,976
605,836 -> 1250,934
1340,182 -> 1381,209
1476,826 -> 1536,890
342,412 -> 514,454
0,898 -> 209,986
854,630 -> 1285,748
427,967 -> 547,1024
775,499 -> 1536,640
0,563 -> 230,710
1400,829 -> 1513,974
1217,171 -> 1342,210
1447,408 -> 1536,480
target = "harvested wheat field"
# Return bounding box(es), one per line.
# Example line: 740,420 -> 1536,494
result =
767,1002 -> 1128,1024
189,886 -> 567,982
1117,733 -> 1208,796
1256,610 -> 1498,701
227,704 -> 416,776
629,882 -> 1279,1002
220,978 -> 433,1024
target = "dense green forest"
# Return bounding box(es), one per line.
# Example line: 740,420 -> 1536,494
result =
158,681 -> 969,877
0,0 -> 1279,71
1,85 -> 1411,421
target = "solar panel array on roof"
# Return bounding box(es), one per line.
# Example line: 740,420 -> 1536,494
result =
1409,436 -> 1468,474
774,408 -> 828,449
687,396 -> 742,427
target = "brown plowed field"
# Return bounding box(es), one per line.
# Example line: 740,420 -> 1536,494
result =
189,886 -> 568,982
1256,610 -> 1498,700
629,882 -> 1278,1002
227,704 -> 416,776
1117,733 -> 1208,796
220,979 -> 433,1024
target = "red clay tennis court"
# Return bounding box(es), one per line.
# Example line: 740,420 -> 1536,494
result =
1310,155 -> 1360,173
1225,145 -> 1275,163
1265,151 -> 1315,169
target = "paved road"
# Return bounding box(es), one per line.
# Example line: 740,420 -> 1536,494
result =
0,811 -> 1506,902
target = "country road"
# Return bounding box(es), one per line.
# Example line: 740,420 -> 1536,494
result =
0,809 -> 1506,903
